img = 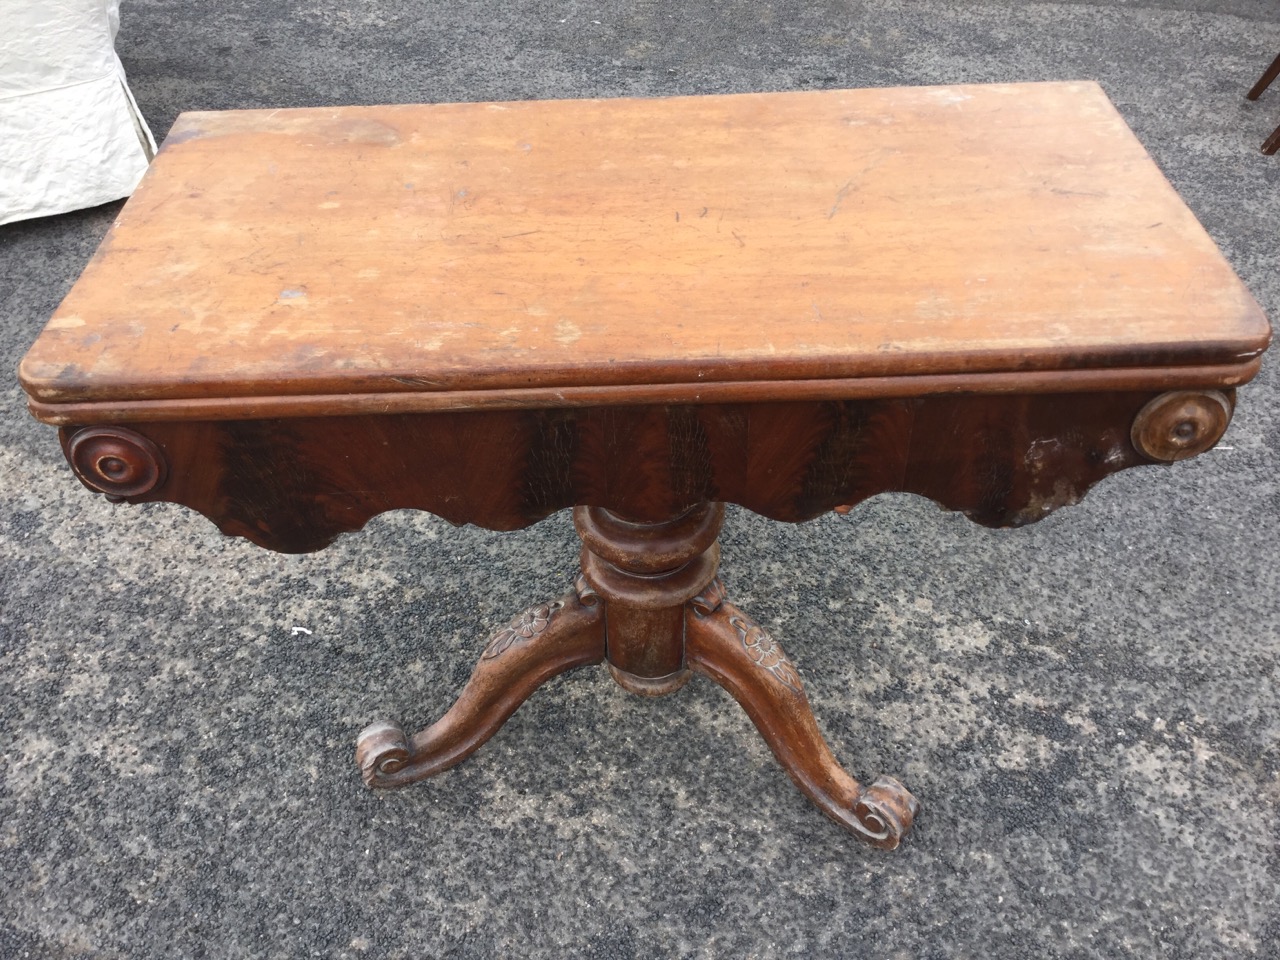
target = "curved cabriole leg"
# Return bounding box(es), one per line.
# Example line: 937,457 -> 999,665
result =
356,576 -> 605,788
684,581 -> 919,849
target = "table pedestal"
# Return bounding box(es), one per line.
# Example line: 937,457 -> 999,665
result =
355,502 -> 919,849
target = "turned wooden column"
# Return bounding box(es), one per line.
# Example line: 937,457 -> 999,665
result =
575,503 -> 724,696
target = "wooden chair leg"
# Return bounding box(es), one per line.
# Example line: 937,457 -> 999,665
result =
1264,123 -> 1280,156
1247,53 -> 1280,100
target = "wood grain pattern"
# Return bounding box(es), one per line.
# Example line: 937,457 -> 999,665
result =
21,83 -> 1268,420
58,391 -> 1185,553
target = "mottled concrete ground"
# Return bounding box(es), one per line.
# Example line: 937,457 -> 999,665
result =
3,2 -> 1279,957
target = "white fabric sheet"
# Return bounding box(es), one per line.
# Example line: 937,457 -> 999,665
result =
0,0 -> 156,225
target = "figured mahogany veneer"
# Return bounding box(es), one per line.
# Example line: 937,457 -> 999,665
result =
54,392 -> 1209,550
20,83 -> 1270,848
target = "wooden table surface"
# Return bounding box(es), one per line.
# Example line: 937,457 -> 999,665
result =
20,81 -> 1269,424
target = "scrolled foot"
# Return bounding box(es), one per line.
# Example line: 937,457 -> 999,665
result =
685,583 -> 918,849
358,583 -> 605,789
853,777 -> 920,846
356,720 -> 411,785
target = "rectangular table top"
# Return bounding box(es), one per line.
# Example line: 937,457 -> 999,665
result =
21,82 -> 1269,423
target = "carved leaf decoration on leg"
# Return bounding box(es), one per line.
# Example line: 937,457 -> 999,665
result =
482,600 -> 566,660
730,614 -> 803,695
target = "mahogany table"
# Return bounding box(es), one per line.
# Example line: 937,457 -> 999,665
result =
20,82 -> 1270,849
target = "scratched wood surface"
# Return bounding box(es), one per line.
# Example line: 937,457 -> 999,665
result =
21,82 -> 1269,419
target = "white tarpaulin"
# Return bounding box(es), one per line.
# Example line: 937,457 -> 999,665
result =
0,0 -> 156,225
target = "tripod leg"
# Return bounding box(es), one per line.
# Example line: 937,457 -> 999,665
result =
685,583 -> 918,849
357,577 -> 605,788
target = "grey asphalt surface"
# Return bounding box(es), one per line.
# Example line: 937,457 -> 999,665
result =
3,2 -> 1279,958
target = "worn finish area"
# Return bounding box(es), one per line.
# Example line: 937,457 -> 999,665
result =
4,1 -> 1280,958
18,84 -> 1268,414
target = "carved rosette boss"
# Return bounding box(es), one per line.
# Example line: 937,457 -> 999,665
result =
65,426 -> 168,499
1131,390 -> 1233,462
